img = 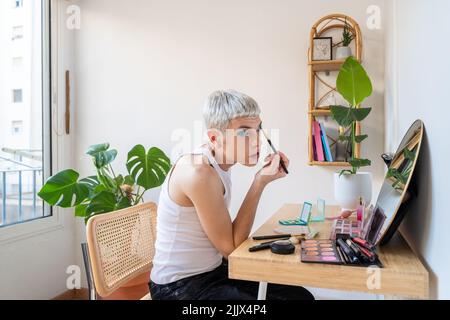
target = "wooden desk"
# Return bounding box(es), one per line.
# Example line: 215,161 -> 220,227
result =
228,204 -> 429,299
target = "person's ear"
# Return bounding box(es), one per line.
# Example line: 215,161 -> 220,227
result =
207,129 -> 223,147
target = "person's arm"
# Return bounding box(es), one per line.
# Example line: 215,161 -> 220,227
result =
232,152 -> 289,248
182,152 -> 289,259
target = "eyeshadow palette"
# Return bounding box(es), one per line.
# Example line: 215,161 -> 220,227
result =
300,239 -> 342,265
330,219 -> 362,240
300,238 -> 384,267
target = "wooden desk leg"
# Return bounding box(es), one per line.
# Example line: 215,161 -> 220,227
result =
257,282 -> 268,300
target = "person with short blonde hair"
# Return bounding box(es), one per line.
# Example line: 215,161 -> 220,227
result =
150,90 -> 314,300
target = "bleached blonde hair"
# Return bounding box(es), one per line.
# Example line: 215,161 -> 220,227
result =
203,90 -> 261,130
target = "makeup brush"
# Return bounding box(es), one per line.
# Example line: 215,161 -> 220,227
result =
249,236 -> 300,252
259,123 -> 289,174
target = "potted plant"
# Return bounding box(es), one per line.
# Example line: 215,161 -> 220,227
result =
331,56 -> 373,211
38,143 -> 171,298
336,19 -> 354,60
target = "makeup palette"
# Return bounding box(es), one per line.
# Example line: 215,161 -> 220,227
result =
300,238 -> 384,267
300,208 -> 386,267
330,219 -> 362,240
300,239 -> 342,265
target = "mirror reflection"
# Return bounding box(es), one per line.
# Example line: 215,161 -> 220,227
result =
374,120 -> 423,245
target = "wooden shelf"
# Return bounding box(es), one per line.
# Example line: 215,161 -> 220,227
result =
307,14 -> 363,166
309,59 -> 345,72
308,161 -> 351,167
308,109 -> 332,116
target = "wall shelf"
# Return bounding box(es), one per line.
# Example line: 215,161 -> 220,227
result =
308,109 -> 332,116
308,161 -> 352,167
308,59 -> 345,72
307,14 -> 363,167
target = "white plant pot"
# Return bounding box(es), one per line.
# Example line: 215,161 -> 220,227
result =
336,46 -> 352,60
334,172 -> 372,211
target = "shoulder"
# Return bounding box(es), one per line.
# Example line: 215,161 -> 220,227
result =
175,154 -> 221,191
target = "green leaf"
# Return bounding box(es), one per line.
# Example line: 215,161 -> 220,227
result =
339,170 -> 354,177
86,143 -> 109,155
355,135 -> 368,143
93,184 -> 108,194
75,204 -> 88,217
352,107 -> 372,122
79,176 -> 99,190
126,145 -> 171,190
337,56 -> 373,106
386,168 -> 396,178
123,175 -> 135,186
86,143 -> 118,169
330,105 -> 353,127
79,175 -> 99,197
348,158 -> 371,169
38,169 -> 90,208
114,174 -> 124,186
338,135 -> 352,142
387,168 -> 408,185
85,191 -> 131,216
97,167 -> 117,191
404,148 -> 415,160
330,106 -> 372,127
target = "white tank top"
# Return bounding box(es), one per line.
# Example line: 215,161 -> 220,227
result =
150,145 -> 232,285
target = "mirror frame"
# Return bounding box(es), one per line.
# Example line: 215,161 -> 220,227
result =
376,120 -> 424,246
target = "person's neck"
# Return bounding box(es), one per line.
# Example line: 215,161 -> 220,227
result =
214,152 -> 235,172
207,145 -> 234,172
217,162 -> 234,172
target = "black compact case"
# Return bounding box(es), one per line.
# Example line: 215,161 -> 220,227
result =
270,240 -> 296,255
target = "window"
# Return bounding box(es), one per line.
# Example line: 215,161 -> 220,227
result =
11,121 -> 23,135
12,89 -> 23,103
13,0 -> 23,8
12,57 -> 23,68
12,26 -> 23,41
1,0 -> 52,227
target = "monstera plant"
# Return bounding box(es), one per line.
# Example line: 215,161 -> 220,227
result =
38,143 -> 171,223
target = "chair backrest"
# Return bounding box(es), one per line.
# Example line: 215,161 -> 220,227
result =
86,202 -> 157,297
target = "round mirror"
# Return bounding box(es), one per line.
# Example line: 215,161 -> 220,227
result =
373,120 -> 424,246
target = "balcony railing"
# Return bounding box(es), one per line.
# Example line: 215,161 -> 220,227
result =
0,151 -> 45,227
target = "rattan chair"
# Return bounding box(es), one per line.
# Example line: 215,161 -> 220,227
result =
86,202 -> 157,300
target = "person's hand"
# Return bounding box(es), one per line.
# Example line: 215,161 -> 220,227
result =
255,151 -> 290,187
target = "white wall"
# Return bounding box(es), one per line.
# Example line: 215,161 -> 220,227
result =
73,0 -> 386,298
74,0 -> 386,222
385,0 -> 450,299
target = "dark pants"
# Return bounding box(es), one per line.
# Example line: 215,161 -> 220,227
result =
149,260 -> 314,300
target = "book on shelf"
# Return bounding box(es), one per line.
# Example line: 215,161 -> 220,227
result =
319,122 -> 333,162
312,124 -> 318,161
312,120 -> 325,161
